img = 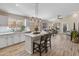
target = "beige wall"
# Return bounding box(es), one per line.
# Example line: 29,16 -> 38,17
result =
50,16 -> 79,32
47,15 -> 79,32
60,16 -> 79,32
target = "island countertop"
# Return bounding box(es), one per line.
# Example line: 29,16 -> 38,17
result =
25,31 -> 48,37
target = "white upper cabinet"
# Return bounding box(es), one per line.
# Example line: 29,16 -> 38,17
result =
0,15 -> 8,26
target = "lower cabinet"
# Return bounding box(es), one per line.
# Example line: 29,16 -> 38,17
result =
0,33 -> 25,48
13,33 -> 25,44
13,34 -> 20,44
0,35 -> 7,48
19,34 -> 25,42
7,34 -> 14,46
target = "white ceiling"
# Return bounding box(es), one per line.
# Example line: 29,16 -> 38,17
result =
0,3 -> 79,20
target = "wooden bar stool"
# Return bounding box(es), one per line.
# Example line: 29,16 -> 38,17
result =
33,34 -> 48,56
46,33 -> 52,49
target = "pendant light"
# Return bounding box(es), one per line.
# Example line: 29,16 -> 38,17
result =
35,3 -> 39,17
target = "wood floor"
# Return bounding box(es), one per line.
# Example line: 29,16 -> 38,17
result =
0,42 -> 30,56
0,33 -> 79,56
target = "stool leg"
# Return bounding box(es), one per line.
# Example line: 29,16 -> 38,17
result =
39,45 -> 41,56
45,41 -> 48,53
50,39 -> 51,49
33,43 -> 35,54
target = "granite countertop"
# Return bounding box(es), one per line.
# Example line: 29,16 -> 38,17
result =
0,31 -> 25,35
25,31 -> 48,37
0,32 -> 15,35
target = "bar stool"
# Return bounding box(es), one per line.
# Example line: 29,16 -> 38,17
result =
46,33 -> 52,49
33,34 -> 48,56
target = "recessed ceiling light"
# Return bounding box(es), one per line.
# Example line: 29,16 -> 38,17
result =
16,4 -> 19,6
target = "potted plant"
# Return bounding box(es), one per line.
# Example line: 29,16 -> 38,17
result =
20,25 -> 25,32
34,26 -> 38,32
71,31 -> 79,43
33,26 -> 40,34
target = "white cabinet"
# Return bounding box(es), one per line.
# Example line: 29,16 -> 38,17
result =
13,34 -> 20,44
0,32 -> 25,48
11,33 -> 25,44
0,15 -> 8,26
7,34 -> 14,46
20,33 -> 25,42
25,36 -> 33,54
0,35 -> 7,48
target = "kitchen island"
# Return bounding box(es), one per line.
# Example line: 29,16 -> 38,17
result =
25,31 -> 48,54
